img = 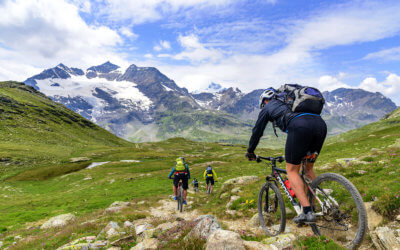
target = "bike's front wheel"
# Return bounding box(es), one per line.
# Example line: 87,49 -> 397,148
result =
258,182 -> 286,236
309,173 -> 367,249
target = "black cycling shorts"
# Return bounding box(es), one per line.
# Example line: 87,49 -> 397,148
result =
206,177 -> 214,185
173,173 -> 188,190
194,183 -> 199,187
285,115 -> 327,165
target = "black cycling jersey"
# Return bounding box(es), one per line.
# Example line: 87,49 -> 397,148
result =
248,99 -> 299,153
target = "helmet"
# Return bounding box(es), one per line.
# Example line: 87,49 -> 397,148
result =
259,88 -> 276,109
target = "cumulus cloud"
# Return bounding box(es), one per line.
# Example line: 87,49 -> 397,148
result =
0,0 -> 123,81
317,75 -> 352,91
358,73 -> 400,103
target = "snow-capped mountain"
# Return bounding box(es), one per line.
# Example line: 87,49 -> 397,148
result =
25,62 -> 198,138
24,62 -> 398,141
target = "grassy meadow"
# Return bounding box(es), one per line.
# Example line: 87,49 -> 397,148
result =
0,81 -> 399,248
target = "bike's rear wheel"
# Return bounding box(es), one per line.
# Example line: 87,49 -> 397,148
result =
207,185 -> 211,194
179,187 -> 184,212
258,182 -> 286,236
309,173 -> 367,249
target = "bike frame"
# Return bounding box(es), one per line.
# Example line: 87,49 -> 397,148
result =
259,156 -> 324,216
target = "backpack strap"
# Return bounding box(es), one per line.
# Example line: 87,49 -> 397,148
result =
272,120 -> 279,137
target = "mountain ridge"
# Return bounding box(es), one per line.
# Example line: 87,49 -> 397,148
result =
23,62 -> 398,142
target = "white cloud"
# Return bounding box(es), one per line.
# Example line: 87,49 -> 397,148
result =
363,46 -> 400,61
358,73 -> 400,104
153,40 -> 171,51
0,0 -> 124,81
119,27 -> 138,39
169,34 -> 224,63
317,75 -> 351,92
158,1 -> 400,96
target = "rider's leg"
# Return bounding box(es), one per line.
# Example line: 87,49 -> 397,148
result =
173,185 -> 177,197
183,189 -> 187,200
211,185 -> 213,192
305,162 -> 316,181
287,162 -> 310,207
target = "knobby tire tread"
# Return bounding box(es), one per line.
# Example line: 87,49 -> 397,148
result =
309,173 -> 367,250
258,182 -> 286,236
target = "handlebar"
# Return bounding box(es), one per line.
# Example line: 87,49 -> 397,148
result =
256,155 -> 285,163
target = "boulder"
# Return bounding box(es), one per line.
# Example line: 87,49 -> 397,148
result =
41,213 -> 76,229
396,215 -> 400,221
124,221 -> 134,229
70,157 -> 91,163
336,158 -> 356,166
106,201 -> 130,213
223,176 -> 259,186
205,230 -> 246,250
155,221 -> 178,232
262,233 -> 296,249
248,213 -> 260,227
231,187 -> 241,194
135,223 -> 151,235
57,237 -> 107,250
371,226 -> 400,250
226,195 -> 240,209
186,215 -> 221,239
243,240 -> 276,250
131,238 -> 159,250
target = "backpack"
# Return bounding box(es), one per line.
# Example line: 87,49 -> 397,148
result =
175,158 -> 186,171
272,84 -> 325,137
276,84 -> 325,114
206,166 -> 213,176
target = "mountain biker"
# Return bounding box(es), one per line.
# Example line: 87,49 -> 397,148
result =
246,87 -> 327,224
192,178 -> 199,191
168,157 -> 191,205
203,165 -> 218,193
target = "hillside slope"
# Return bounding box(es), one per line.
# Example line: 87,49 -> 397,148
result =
0,81 -> 131,179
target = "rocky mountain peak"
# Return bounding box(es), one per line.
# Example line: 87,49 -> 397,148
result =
87,61 -> 120,74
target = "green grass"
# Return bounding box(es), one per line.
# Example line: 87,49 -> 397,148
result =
1,81 -> 400,248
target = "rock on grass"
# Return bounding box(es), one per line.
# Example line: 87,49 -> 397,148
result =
40,213 -> 75,229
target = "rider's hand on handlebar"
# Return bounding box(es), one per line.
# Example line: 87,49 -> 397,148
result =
246,152 -> 256,161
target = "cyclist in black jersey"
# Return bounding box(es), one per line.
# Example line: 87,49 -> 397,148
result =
246,88 -> 327,224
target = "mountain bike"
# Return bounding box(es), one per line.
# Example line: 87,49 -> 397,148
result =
256,155 -> 367,249
177,181 -> 184,212
206,183 -> 212,194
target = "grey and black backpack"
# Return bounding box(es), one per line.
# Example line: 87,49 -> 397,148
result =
276,84 -> 325,114
272,84 -> 325,136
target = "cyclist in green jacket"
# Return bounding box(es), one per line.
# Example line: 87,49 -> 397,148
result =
168,157 -> 190,204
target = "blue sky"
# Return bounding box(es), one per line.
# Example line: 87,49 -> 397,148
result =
1,0 -> 400,104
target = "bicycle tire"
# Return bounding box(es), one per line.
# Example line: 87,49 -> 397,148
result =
309,173 -> 367,249
258,182 -> 286,236
207,185 -> 211,194
179,186 -> 184,212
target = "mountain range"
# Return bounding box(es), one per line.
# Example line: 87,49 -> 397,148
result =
24,62 -> 398,144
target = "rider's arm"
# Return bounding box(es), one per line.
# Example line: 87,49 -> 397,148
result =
186,164 -> 190,179
168,167 -> 175,179
212,170 -> 218,181
203,170 -> 206,180
248,107 -> 270,153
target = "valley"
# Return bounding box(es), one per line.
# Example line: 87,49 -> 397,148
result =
0,81 -> 399,249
